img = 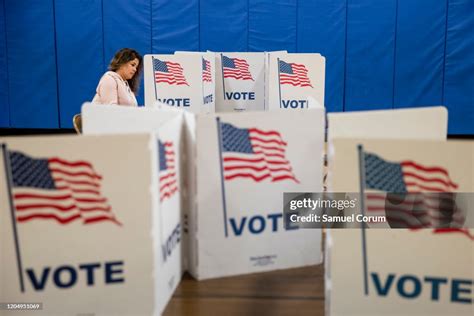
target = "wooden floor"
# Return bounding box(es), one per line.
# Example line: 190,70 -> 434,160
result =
163,264 -> 325,316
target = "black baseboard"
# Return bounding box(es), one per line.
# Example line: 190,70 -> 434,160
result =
0,128 -> 76,136
448,135 -> 474,139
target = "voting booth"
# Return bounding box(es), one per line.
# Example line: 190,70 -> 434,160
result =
82,103 -> 182,135
328,106 -> 448,141
267,53 -> 325,110
143,53 -> 215,114
0,134 -> 182,315
81,102 -> 189,270
214,52 -> 266,112
326,138 -> 474,315
185,109 -> 326,279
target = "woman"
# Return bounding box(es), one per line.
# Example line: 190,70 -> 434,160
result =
92,48 -> 142,106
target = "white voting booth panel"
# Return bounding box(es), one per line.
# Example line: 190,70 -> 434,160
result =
326,106 -> 449,194
328,106 -> 448,141
264,51 -> 287,111
326,139 -> 474,316
0,134 -> 181,315
267,53 -> 325,111
214,52 -> 266,112
174,51 -> 216,113
81,103 -> 182,135
81,102 -> 188,271
186,109 -> 326,280
144,54 -> 215,114
154,118 -> 184,312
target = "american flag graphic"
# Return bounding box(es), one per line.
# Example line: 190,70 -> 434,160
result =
222,56 -> 253,81
220,122 -> 298,183
202,58 -> 212,83
363,152 -> 464,228
153,58 -> 189,86
159,141 -> 178,202
279,60 -> 313,87
8,151 -> 120,226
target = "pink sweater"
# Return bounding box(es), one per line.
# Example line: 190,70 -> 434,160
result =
92,71 -> 138,106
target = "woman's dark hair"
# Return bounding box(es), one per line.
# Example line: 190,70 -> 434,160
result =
108,48 -> 143,94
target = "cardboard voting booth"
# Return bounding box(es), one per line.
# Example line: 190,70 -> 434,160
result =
82,103 -> 182,135
0,134 -> 182,315
264,51 -> 287,111
326,139 -> 474,316
144,53 -> 215,114
81,102 -> 189,271
186,109 -> 326,280
214,53 -> 266,112
328,106 -> 448,141
267,53 -> 325,111
154,118 -> 184,312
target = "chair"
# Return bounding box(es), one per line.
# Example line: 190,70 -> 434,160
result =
72,114 -> 82,134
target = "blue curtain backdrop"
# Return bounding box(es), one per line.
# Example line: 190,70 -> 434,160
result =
0,0 -> 472,134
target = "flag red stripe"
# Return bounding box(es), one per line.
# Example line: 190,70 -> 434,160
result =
265,160 -> 291,165
160,187 -> 179,201
249,136 -> 287,147
254,151 -> 285,159
84,216 -> 122,226
14,193 -> 72,200
268,166 -> 293,172
160,179 -> 177,192
16,203 -> 77,212
224,158 -> 288,166
248,128 -> 283,138
155,77 -> 188,85
75,197 -> 107,203
53,178 -> 100,188
224,156 -> 265,163
49,168 -> 102,180
405,182 -> 447,192
223,73 -> 253,80
77,205 -> 111,212
160,186 -> 178,196
433,228 -> 474,240
225,165 -> 267,172
253,144 -> 285,153
224,173 -> 271,182
17,213 -> 81,224
48,158 -> 94,169
160,172 -> 176,182
401,161 -> 454,178
55,187 -> 101,196
155,75 -> 187,82
272,175 -> 299,183
403,172 -> 458,189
